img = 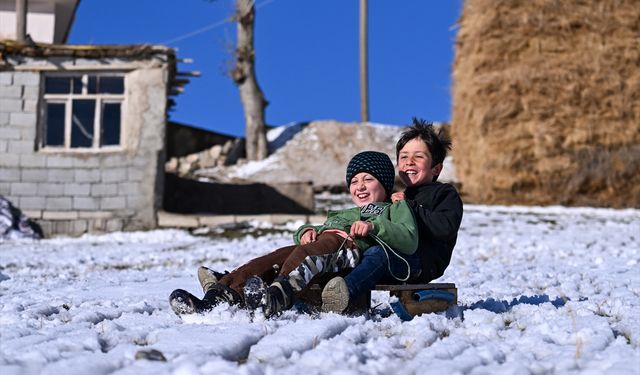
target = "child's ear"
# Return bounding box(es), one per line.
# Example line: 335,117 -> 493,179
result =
431,163 -> 443,176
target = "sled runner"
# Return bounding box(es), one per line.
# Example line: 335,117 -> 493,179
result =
298,280 -> 457,319
377,283 -> 457,321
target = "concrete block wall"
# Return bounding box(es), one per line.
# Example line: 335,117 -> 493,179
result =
0,62 -> 168,237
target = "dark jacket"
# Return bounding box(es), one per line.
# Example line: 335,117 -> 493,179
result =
404,182 -> 463,282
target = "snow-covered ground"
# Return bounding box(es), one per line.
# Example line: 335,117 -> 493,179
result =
1,205 -> 639,374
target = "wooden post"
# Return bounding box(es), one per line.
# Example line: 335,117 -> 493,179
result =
359,0 -> 369,123
16,0 -> 27,43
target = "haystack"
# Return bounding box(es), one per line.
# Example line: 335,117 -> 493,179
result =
451,0 -> 640,207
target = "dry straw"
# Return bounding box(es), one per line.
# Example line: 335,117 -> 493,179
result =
451,0 -> 639,207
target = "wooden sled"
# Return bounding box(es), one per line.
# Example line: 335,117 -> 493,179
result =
376,283 -> 457,321
297,277 -> 457,320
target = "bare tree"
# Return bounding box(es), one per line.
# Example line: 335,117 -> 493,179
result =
231,0 -> 268,160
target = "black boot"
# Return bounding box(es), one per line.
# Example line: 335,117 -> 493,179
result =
262,276 -> 295,317
169,289 -> 213,315
243,276 -> 268,311
203,283 -> 244,307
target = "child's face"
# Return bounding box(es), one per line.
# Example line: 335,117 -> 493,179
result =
349,172 -> 387,206
397,138 -> 442,187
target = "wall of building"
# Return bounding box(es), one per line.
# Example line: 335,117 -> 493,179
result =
0,58 -> 169,236
0,11 -> 55,43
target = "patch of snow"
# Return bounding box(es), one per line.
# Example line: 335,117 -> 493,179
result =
267,122 -> 307,153
227,157 -> 281,180
0,205 -> 638,373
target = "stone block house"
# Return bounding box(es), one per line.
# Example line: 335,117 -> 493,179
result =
0,42 -> 181,236
0,1 -> 317,237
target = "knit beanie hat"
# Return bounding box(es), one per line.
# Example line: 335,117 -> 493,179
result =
346,151 -> 395,198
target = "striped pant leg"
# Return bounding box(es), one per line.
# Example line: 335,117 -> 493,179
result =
287,248 -> 361,292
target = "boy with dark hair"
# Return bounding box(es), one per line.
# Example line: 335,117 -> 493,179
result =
321,118 -> 463,313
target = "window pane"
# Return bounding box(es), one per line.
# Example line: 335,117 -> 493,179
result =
101,103 -> 121,146
87,76 -> 98,94
99,77 -> 124,94
45,103 -> 65,146
71,100 -> 95,148
72,77 -> 83,93
45,77 -> 70,94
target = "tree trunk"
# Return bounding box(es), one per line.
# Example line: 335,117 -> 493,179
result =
231,0 -> 268,161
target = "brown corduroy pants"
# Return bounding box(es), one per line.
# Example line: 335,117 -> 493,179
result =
218,232 -> 348,295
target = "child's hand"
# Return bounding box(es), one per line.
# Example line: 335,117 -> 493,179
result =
350,221 -> 374,238
300,229 -> 317,244
391,192 -> 405,203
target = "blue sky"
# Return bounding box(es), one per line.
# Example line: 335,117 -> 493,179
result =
69,0 -> 463,137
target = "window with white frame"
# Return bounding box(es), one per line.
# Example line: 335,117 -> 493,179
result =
40,73 -> 125,150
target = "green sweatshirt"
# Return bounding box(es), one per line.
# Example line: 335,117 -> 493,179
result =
294,201 -> 418,255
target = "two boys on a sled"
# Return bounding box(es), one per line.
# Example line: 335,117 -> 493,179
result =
170,119 -> 463,317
